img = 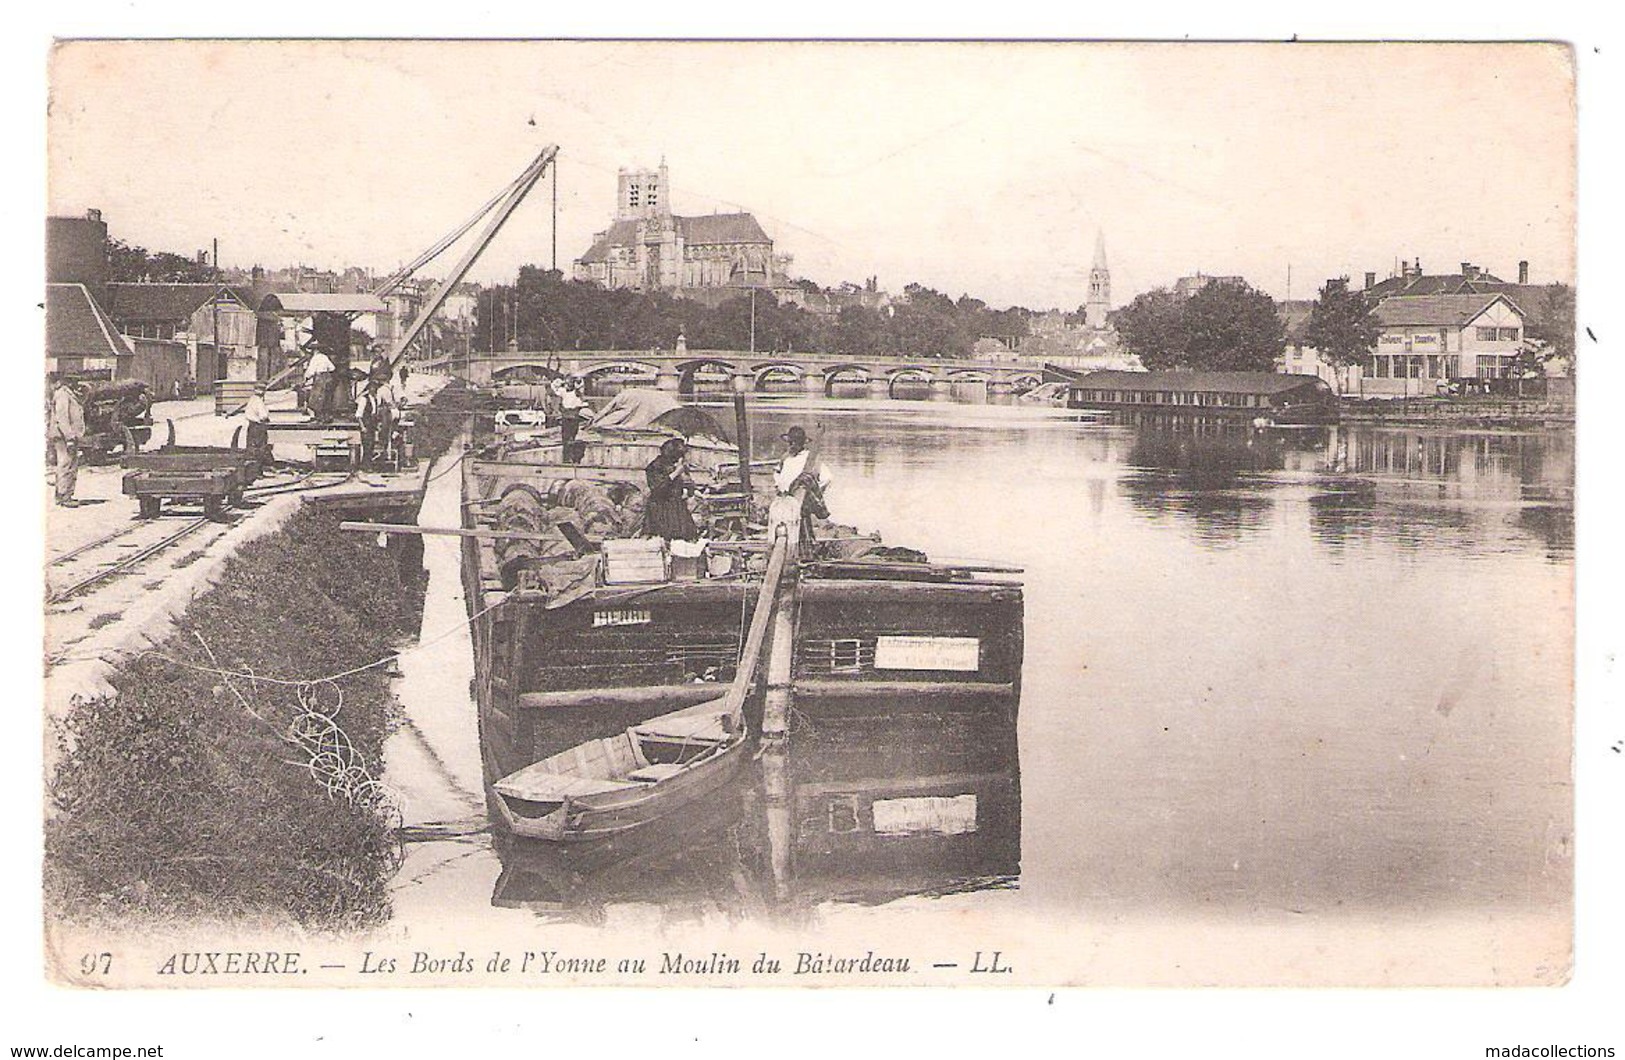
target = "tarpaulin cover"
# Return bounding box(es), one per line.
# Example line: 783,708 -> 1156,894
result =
589,389 -> 731,442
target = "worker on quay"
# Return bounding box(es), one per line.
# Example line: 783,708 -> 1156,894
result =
48,375 -> 87,507
303,348 -> 337,419
244,382 -> 272,462
643,437 -> 699,541
355,383 -> 385,467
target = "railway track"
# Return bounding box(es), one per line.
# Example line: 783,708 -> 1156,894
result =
45,470 -> 341,605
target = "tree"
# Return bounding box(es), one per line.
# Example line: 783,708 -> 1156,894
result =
1304,277 -> 1380,372
1113,288 -> 1189,368
1521,283 -> 1576,375
1180,282 -> 1285,371
106,237 -> 219,283
1116,283 -> 1283,371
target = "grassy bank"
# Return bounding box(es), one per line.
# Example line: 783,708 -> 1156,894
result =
45,506 -> 425,931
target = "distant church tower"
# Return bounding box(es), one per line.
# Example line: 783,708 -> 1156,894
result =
616,160 -> 670,220
1085,231 -> 1111,329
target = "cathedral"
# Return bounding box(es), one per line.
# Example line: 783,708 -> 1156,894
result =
573,162 -> 796,302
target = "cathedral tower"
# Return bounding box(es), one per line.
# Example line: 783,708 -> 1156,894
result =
1085,231 -> 1111,329
616,160 -> 670,221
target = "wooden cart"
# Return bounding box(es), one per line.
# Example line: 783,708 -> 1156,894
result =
121,421 -> 263,518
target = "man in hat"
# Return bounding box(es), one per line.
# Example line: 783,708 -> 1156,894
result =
48,375 -> 87,507
774,425 -> 832,528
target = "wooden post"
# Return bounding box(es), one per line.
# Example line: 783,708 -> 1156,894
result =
761,493 -> 804,740
733,388 -> 752,521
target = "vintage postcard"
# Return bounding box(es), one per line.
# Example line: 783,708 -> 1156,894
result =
32,38 -> 1601,1022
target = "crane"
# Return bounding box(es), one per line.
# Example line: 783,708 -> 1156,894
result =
245,143 -> 560,406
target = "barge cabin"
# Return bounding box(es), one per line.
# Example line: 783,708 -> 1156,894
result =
1067,371 -> 1338,425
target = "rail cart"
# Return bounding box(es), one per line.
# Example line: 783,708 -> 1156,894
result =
121,421 -> 264,519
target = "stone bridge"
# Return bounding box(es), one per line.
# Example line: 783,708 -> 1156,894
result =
443,350 -> 1045,397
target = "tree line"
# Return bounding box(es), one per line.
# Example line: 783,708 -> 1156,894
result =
472,267 -> 1035,359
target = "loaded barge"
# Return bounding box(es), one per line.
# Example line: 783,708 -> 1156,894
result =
459,389 -> 1024,840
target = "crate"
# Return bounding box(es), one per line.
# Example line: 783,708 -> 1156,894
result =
601,538 -> 669,585
214,379 -> 258,416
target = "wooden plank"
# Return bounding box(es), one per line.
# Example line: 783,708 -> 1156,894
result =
517,684 -> 727,712
793,679 -> 1015,698
338,521 -> 559,542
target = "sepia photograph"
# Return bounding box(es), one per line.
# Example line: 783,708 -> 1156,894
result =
17,27 -> 1622,1053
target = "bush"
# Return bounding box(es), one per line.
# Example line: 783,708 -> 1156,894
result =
45,506 -> 421,930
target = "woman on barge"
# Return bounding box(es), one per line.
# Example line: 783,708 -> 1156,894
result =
643,437 -> 699,541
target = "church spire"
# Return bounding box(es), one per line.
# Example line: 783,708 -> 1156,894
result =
1085,230 -> 1111,329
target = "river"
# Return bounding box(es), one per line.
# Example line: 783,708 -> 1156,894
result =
389,394 -> 1574,983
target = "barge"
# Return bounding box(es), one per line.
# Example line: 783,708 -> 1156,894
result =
1066,370 -> 1339,425
460,389 -> 1024,838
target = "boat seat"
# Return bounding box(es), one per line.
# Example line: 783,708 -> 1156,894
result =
626,763 -> 687,783
495,771 -> 639,802
632,713 -> 731,744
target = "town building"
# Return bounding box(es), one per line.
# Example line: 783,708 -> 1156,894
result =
103,282 -> 271,392
573,162 -> 800,305
1173,272 -> 1246,298
1365,292 -> 1526,396
1275,298 -> 1365,395
45,282 -> 132,379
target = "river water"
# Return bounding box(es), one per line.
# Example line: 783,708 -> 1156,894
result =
393,393 -> 1574,979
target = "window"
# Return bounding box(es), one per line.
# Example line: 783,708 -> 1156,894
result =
1500,327 -> 1520,342
1477,326 -> 1498,342
628,183 -> 640,206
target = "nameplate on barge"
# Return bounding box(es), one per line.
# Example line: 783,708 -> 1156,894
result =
873,636 -> 981,672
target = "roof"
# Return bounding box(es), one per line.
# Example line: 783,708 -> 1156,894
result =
576,213 -> 773,265
259,292 -> 388,314
47,283 -> 133,358
1365,270 -> 1511,300
1371,292 -> 1522,328
1073,370 -> 1327,394
1277,299 -> 1315,343
104,282 -> 253,322
680,212 -> 770,246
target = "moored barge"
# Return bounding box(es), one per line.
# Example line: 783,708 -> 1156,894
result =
460,390 -> 1024,836
1067,370 -> 1339,424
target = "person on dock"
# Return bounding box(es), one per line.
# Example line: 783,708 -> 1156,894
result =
48,375 -> 86,507
643,437 -> 699,541
244,382 -> 272,462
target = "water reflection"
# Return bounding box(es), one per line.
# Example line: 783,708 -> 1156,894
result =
492,699 -> 1020,924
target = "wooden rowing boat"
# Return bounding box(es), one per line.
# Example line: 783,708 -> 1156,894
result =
491,694 -> 750,841
491,531 -> 791,843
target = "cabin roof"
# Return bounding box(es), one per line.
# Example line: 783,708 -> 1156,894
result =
1072,370 -> 1327,394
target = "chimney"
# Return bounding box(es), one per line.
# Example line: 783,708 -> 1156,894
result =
1518,260 -> 1529,284
1364,271 -> 1376,291
1460,262 -> 1473,278
86,208 -> 102,223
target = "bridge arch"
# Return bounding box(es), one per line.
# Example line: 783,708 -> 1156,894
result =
491,363 -> 562,384
749,362 -> 807,392
821,363 -> 874,397
943,368 -> 994,383
577,360 -> 661,396
673,358 -> 740,395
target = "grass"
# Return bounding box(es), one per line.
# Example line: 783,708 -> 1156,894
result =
85,611 -> 123,631
45,505 -> 425,931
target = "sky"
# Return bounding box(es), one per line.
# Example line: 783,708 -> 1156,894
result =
48,40 -> 1576,310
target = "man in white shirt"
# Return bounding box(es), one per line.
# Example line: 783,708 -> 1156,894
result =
303,349 -> 337,418
773,426 -> 831,534
49,376 -> 87,507
244,383 -> 271,460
